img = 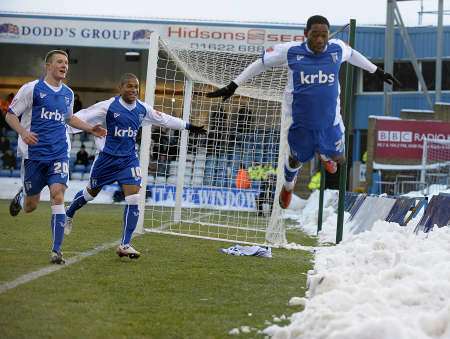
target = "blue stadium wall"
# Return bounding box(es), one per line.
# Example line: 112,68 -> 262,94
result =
335,26 -> 450,130
333,25 -> 450,162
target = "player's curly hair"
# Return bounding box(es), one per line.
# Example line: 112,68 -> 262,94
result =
120,73 -> 139,86
306,15 -> 330,32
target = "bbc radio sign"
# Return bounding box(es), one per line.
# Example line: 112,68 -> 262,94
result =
374,118 -> 450,160
377,130 -> 413,143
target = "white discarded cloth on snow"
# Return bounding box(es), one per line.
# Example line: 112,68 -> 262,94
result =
220,245 -> 272,258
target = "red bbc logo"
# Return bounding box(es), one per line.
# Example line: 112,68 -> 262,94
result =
378,130 -> 389,142
247,29 -> 265,45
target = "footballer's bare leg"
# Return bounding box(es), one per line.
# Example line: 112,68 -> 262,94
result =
86,187 -> 101,197
9,189 -> 40,216
23,193 -> 40,213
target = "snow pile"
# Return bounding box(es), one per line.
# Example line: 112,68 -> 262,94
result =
268,212 -> 450,338
284,189 -> 342,243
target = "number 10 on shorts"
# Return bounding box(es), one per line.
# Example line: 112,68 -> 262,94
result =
131,167 -> 141,178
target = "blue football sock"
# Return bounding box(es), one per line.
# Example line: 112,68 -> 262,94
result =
284,165 -> 299,183
66,190 -> 88,218
51,205 -> 66,252
121,205 -> 139,246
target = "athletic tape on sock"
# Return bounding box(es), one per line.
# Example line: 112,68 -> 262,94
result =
82,188 -> 95,202
125,194 -> 140,205
51,204 -> 65,214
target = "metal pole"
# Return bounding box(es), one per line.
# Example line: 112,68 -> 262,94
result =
352,129 -> 361,163
420,137 -> 428,183
393,0 -> 433,109
384,0 -> 395,116
336,19 -> 356,244
436,0 -> 444,102
173,79 -> 193,223
317,162 -> 325,235
136,32 -> 159,234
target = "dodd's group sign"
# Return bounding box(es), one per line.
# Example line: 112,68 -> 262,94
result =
0,17 -> 154,49
374,118 -> 450,161
0,14 -> 305,52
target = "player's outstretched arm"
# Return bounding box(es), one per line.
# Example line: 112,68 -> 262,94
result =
68,116 -> 107,137
374,67 -> 402,87
185,123 -> 207,135
206,82 -> 238,102
206,58 -> 270,101
343,44 -> 401,88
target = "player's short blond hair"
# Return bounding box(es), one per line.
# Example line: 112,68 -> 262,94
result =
45,50 -> 68,63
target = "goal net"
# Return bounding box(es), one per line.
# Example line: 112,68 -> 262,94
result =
421,138 -> 450,194
136,33 -> 290,246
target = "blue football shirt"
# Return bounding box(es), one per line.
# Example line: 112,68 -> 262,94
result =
8,79 -> 74,160
262,39 -> 353,130
72,96 -> 186,157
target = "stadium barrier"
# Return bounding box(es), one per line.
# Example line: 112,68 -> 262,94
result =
384,197 -> 427,226
348,196 -> 397,234
342,193 -> 429,235
414,193 -> 450,233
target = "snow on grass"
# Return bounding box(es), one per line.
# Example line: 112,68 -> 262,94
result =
272,191 -> 450,339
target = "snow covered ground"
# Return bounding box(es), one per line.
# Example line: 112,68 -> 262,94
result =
263,189 -> 450,339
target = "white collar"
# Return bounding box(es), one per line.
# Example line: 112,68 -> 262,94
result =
119,97 -> 136,110
44,80 -> 62,92
304,40 -> 328,54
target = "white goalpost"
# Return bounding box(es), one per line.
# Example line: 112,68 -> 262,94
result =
421,137 -> 450,194
137,33 -> 290,246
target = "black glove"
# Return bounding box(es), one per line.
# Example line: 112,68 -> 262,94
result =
206,81 -> 238,102
186,123 -> 207,135
375,67 -> 401,87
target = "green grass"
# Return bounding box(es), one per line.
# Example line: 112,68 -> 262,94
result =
0,200 -> 315,338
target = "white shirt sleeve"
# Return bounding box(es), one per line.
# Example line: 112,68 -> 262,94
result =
67,88 -> 74,118
331,39 -> 377,73
68,98 -> 112,134
141,101 -> 186,130
8,80 -> 37,117
233,59 -> 270,86
347,49 -> 378,73
261,43 -> 293,68
233,43 -> 296,86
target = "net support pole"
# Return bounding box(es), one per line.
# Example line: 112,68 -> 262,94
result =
436,0 -> 444,102
336,19 -> 356,244
173,79 -> 193,223
317,163 -> 325,235
384,0 -> 394,116
136,32 -> 159,234
420,137 -> 428,183
266,98 -> 290,246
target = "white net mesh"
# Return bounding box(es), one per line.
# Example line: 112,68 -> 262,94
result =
423,138 -> 450,194
141,38 -> 289,246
